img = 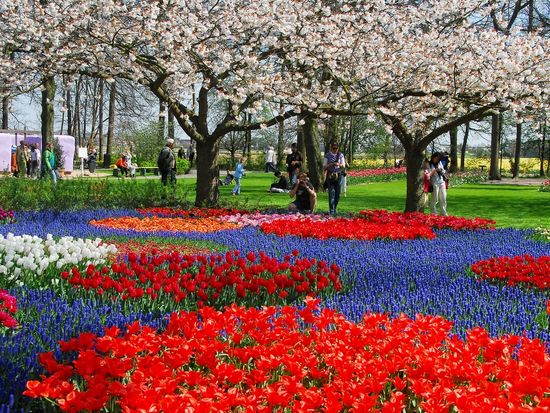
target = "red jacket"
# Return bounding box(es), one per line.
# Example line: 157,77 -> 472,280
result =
423,169 -> 430,193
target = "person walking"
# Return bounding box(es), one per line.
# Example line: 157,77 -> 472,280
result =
285,143 -> 303,184
232,157 -> 246,195
188,142 -> 195,168
323,141 -> 345,215
158,138 -> 176,185
429,152 -> 448,216
265,146 -> 276,173
43,142 -> 59,184
16,141 -> 28,178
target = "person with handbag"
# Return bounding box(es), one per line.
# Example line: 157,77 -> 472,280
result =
429,152 -> 448,216
323,141 -> 345,215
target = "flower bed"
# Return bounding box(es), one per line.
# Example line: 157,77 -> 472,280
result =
220,212 -> 330,227
347,167 -> 406,185
534,227 -> 550,243
61,250 -> 342,311
0,289 -> 17,329
1,209 -> 550,411
359,209 -> 496,230
25,299 -> 550,412
0,233 -> 117,289
0,287 -> 166,406
540,179 -> 550,192
471,254 -> 550,290
137,207 -> 249,217
447,171 -> 488,186
0,208 -> 15,224
90,216 -> 241,233
260,216 -> 436,240
105,239 -> 215,261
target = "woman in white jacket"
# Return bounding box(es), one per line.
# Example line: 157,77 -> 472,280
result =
429,152 -> 448,216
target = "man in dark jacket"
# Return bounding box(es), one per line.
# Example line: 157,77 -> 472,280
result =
157,139 -> 176,185
285,143 -> 303,184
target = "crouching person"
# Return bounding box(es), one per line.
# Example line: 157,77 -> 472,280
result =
289,172 -> 316,214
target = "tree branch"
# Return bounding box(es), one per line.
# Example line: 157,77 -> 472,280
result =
421,104 -> 498,146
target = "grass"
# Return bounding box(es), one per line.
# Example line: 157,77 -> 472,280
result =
205,172 -> 550,229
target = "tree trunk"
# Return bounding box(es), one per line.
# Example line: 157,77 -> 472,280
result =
460,122 -> 469,171
74,78 -> 81,146
88,79 -> 99,149
195,139 -> 220,207
303,115 -> 324,190
159,99 -> 166,143
449,126 -> 458,173
229,132 -> 236,167
98,79 -> 104,160
81,80 -> 89,150
105,80 -> 116,167
41,76 -> 56,151
540,123 -> 546,177
323,115 -> 338,151
512,123 -> 521,178
2,97 -> 9,129
489,114 -> 501,180
297,114 -> 307,165
246,128 -> 252,159
168,109 -> 175,140
404,145 -> 426,212
347,115 -> 354,164
277,102 -> 285,170
66,86 -> 72,136
528,0 -> 534,32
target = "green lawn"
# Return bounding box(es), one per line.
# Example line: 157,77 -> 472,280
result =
196,172 -> 550,228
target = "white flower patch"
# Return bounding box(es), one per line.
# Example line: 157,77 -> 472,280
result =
534,227 -> 550,242
0,233 -> 117,285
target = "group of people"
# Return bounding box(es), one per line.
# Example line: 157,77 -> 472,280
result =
284,141 -> 349,215
264,141 -> 348,215
177,142 -> 195,167
422,152 -> 449,216
11,141 -> 59,183
115,153 -> 138,178
11,141 -> 41,178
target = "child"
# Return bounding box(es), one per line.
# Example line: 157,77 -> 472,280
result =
232,157 -> 245,195
220,169 -> 234,186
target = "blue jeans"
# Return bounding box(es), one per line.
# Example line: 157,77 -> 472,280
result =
232,177 -> 241,194
49,169 -> 59,184
327,176 -> 341,214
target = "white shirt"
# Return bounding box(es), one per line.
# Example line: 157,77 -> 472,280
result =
266,149 -> 275,163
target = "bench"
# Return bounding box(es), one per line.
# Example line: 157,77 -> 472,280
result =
139,167 -> 159,176
112,167 -> 159,177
